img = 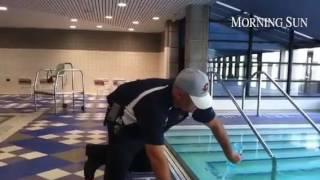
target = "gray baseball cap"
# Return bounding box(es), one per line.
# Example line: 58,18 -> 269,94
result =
174,68 -> 213,109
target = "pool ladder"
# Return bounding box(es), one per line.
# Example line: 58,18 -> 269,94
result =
208,72 -> 277,180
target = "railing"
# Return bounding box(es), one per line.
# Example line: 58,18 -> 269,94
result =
242,71 -> 320,135
208,72 -> 277,180
54,69 -> 85,114
33,63 -> 85,114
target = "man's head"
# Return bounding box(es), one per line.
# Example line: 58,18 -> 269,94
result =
172,68 -> 213,112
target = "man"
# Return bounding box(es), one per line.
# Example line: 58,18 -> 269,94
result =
84,68 -> 241,180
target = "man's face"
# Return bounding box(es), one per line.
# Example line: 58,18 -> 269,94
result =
173,88 -> 197,112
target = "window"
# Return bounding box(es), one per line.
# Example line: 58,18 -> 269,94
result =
208,47 -> 320,97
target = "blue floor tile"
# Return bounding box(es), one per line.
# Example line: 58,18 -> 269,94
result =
13,138 -> 75,154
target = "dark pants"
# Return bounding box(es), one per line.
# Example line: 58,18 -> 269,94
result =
85,121 -> 152,180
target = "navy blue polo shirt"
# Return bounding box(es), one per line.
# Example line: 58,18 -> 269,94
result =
107,78 -> 216,145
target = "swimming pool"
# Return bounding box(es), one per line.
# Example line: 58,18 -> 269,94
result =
165,125 -> 320,180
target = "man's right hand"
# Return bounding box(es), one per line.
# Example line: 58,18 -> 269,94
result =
228,152 -> 241,164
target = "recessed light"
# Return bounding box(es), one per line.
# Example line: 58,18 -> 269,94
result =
105,15 -> 113,19
96,25 -> 103,29
70,18 -> 78,22
152,17 -> 160,20
128,28 -> 135,31
0,6 -> 8,11
69,25 -> 77,29
132,21 -> 139,25
117,2 -> 127,7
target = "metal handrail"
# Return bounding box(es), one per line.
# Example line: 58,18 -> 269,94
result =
34,68 -> 56,90
208,72 -> 277,180
242,71 -> 320,135
54,69 -> 85,114
33,63 -> 85,114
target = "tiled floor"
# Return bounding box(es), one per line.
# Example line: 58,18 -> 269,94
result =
0,94 -> 51,113
0,95 -> 155,180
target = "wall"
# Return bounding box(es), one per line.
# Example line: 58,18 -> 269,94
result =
0,28 -> 165,94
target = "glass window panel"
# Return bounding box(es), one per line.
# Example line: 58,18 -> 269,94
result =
311,65 -> 320,80
292,65 -> 307,80
313,47 -> 320,63
290,82 -> 320,96
293,48 -> 308,63
279,64 -> 288,80
262,51 -> 280,62
271,64 -> 279,79
240,56 -> 245,62
249,81 -> 286,96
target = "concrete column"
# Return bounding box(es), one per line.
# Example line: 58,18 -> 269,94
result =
185,5 -> 209,72
217,57 -> 221,77
279,50 -> 286,79
235,56 -> 240,79
267,64 -> 273,89
222,57 -> 227,79
163,20 -> 180,78
227,56 -> 233,79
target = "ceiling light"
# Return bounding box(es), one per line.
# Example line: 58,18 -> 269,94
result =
0,6 -> 8,11
69,25 -> 77,29
132,21 -> 139,25
70,18 -> 78,22
128,28 -> 134,31
96,25 -> 103,29
117,2 -> 127,7
105,16 -> 113,19
152,17 -> 160,21
216,1 -> 241,12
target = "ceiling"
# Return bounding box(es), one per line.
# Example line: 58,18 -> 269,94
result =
0,0 -> 212,32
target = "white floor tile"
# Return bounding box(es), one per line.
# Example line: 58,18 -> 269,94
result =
74,169 -> 104,178
35,120 -> 51,123
39,134 -> 60,139
61,115 -> 73,118
0,145 -> 23,152
51,123 -> 67,127
0,161 -> 7,167
87,134 -> 106,139
97,104 -> 107,108
31,123 -> 47,127
66,130 -> 85,134
87,130 -> 106,134
95,169 -> 104,177
63,134 -> 83,139
59,139 -> 82,145
19,152 -> 47,159
37,168 -> 71,180
25,127 -> 44,131
0,152 -> 15,160
85,139 -> 105,144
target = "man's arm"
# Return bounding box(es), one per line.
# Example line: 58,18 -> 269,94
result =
145,144 -> 171,180
207,119 -> 241,163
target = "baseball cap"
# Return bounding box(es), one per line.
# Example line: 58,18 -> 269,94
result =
174,68 -> 213,109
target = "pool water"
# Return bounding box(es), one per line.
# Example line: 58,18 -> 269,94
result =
165,125 -> 320,180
